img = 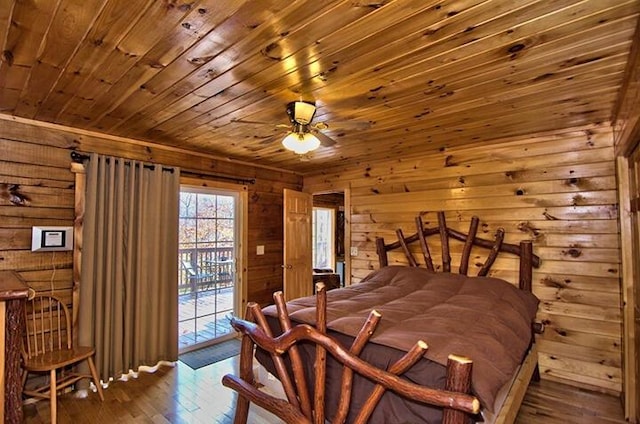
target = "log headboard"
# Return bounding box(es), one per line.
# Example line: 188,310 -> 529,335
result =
375,211 -> 541,292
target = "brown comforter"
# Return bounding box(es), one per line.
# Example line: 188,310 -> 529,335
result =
261,266 -> 539,419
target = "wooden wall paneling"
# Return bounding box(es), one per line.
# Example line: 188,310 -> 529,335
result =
305,123 -> 623,395
0,114 -> 301,185
313,127 -> 614,188
538,339 -> 621,368
0,115 -> 302,326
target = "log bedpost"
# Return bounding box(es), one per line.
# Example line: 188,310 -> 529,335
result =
443,355 -> 474,424
314,283 -> 328,424
233,305 -> 256,424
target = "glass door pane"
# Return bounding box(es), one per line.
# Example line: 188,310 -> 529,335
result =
178,190 -> 237,351
312,207 -> 335,271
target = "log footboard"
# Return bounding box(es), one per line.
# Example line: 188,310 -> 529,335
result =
222,285 -> 481,424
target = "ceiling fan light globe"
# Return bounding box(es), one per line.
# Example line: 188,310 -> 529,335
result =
282,132 -> 321,154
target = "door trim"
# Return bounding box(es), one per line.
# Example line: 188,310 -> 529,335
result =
618,155 -> 638,422
180,178 -> 248,348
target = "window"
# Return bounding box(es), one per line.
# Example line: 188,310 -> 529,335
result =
312,207 -> 335,270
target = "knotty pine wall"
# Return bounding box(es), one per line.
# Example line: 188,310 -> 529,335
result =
0,115 -> 301,310
305,123 -> 623,395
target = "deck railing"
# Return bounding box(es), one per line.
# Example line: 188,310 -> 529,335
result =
179,246 -> 235,295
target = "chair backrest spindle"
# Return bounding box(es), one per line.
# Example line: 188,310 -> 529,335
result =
24,295 -> 72,359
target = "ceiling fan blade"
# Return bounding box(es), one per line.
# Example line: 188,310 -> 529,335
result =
231,118 -> 290,128
231,118 -> 272,125
313,131 -> 337,147
321,120 -> 372,131
256,133 -> 282,145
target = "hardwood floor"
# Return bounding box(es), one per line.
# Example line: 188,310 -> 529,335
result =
23,356 -> 626,424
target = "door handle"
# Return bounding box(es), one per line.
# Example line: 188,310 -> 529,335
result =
281,264 -> 293,269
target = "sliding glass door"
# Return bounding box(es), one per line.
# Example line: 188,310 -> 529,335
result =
178,188 -> 239,352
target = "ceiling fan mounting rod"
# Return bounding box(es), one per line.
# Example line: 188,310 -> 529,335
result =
291,122 -> 311,134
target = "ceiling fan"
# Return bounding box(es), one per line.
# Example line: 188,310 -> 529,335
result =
232,101 -> 343,155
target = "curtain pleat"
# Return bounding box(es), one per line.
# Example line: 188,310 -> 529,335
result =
79,153 -> 179,382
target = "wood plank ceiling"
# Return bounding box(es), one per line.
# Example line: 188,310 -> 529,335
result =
0,0 -> 638,175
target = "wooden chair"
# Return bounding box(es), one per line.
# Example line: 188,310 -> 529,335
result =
21,295 -> 104,424
182,260 -> 216,292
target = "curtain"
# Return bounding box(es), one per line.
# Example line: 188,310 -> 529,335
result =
78,153 -> 180,382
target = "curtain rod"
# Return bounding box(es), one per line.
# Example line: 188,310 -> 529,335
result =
70,151 -> 256,185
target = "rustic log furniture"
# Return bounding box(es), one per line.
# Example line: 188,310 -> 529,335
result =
21,295 -> 104,424
0,271 -> 30,424
223,211 -> 542,424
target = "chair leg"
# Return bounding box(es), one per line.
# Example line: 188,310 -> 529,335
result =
50,369 -> 57,424
21,369 -> 28,390
87,356 -> 104,401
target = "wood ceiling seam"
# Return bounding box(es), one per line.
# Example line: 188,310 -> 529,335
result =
284,0 -> 616,116
0,1 -> 637,174
292,54 -> 628,139
0,113 -> 299,176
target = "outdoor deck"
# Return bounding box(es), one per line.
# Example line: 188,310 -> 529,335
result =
179,287 -> 234,350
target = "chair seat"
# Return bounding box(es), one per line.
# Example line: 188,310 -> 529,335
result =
23,346 -> 96,372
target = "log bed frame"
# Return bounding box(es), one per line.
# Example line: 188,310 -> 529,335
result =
222,211 -> 542,424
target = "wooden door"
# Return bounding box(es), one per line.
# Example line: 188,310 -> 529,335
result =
283,189 -> 313,300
